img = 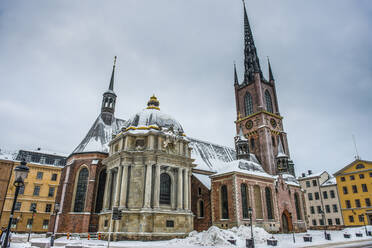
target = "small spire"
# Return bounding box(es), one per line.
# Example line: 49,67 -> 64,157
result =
234,62 -> 239,85
237,125 -> 247,141
268,57 -> 274,82
108,56 -> 117,91
277,137 -> 288,158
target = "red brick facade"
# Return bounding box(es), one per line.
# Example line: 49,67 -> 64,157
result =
191,175 -> 211,232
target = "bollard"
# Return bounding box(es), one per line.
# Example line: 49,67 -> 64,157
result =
98,233 -> 101,240
67,232 -> 70,240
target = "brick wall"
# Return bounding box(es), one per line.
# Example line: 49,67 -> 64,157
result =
191,175 -> 211,231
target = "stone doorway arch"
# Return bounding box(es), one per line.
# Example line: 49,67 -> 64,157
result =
281,209 -> 293,233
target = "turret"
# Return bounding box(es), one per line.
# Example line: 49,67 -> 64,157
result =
101,56 -> 117,125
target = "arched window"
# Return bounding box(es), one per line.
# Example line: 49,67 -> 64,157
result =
95,169 -> 106,213
74,168 -> 89,212
160,173 -> 171,205
244,92 -> 253,116
221,185 -> 229,219
294,193 -> 302,220
356,164 -> 365,169
265,187 -> 274,220
272,136 -> 276,147
250,138 -> 255,149
198,200 -> 204,218
265,90 -> 273,113
254,185 -> 263,219
241,184 -> 249,219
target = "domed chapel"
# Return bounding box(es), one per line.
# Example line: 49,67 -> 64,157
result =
50,2 -> 307,240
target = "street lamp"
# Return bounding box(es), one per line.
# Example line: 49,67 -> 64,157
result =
27,206 -> 37,242
289,213 -> 295,243
247,206 -> 254,248
2,160 -> 29,248
50,203 -> 60,247
319,209 -> 327,239
361,213 -> 368,236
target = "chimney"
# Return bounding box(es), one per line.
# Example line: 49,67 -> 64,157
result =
302,173 -> 306,177
308,170 -> 312,175
37,147 -> 41,151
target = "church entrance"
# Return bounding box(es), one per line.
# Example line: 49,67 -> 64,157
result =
281,210 -> 293,233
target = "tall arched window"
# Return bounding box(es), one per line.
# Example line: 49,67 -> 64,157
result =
160,173 -> 171,205
241,184 -> 249,219
74,168 -> 89,212
254,185 -> 263,219
250,138 -> 255,149
294,193 -> 302,220
198,200 -> 204,218
244,92 -> 253,116
95,169 -> 106,213
265,187 -> 274,220
265,90 -> 273,113
221,185 -> 229,219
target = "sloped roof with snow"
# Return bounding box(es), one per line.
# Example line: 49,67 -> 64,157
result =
212,159 -> 275,179
321,176 -> 337,186
0,150 -> 16,161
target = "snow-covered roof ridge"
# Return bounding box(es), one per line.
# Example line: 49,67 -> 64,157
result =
321,176 -> 337,186
0,150 -> 17,161
20,148 -> 68,157
212,159 -> 275,179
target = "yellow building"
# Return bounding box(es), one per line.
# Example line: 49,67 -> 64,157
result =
334,159 -> 372,226
0,149 -> 65,233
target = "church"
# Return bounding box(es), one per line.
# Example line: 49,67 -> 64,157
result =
49,2 -> 307,240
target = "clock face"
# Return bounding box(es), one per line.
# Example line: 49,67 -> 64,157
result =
270,118 -> 277,128
245,120 -> 253,129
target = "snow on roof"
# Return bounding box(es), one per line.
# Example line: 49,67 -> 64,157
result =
72,113 -> 125,154
0,150 -> 16,161
297,171 -> 324,180
322,176 -> 337,186
212,159 -> 275,179
193,173 -> 211,189
280,173 -> 300,186
21,148 -> 68,157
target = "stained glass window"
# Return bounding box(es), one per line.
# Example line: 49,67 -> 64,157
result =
73,168 -> 89,212
241,184 -> 249,219
265,187 -> 274,219
265,90 -> 273,113
294,193 -> 302,220
244,92 -> 253,116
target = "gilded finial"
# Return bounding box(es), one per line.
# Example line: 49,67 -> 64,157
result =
238,112 -> 242,120
147,95 -> 160,110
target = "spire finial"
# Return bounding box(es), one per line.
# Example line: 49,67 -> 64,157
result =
234,62 -> 239,85
147,95 -> 160,110
268,57 -> 274,82
108,56 -> 117,91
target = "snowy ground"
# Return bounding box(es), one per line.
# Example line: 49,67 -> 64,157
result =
7,225 -> 372,248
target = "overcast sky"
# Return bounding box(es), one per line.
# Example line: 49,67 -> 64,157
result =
0,0 -> 371,175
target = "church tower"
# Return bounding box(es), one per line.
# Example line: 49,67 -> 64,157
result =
234,1 -> 294,175
101,56 -> 117,125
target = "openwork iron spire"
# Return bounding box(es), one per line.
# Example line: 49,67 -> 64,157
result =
243,0 -> 262,83
109,56 -> 117,91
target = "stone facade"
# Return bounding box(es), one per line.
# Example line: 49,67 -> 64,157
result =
0,158 -> 14,220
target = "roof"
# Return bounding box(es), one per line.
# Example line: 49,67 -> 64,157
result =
280,173 -> 300,187
0,150 -> 16,161
297,171 -> 326,180
193,173 -> 211,190
333,159 -> 372,176
321,177 -> 337,186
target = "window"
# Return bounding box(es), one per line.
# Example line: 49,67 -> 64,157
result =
104,219 -> 108,227
293,193 -> 301,220
355,199 -> 361,208
370,172 -> 372,177
27,219 -> 33,229
342,186 -> 348,194
352,185 -> 358,193
315,192 -> 319,200
19,185 -> 25,195
265,187 -> 274,220
306,181 -> 310,188
166,220 -> 174,228
221,185 -> 229,219
328,219 -> 333,225
36,172 -> 43,179
332,204 -> 338,213
244,92 -> 253,116
250,138 -> 255,149
330,190 -> 335,198
349,215 -> 354,222
198,200 -> 204,218
241,184 -> 249,219
359,174 -> 364,179
95,169 -> 106,213
14,202 -> 22,211
45,204 -> 52,213
48,187 -> 55,197
160,173 -> 171,205
325,205 -> 330,213
358,215 -> 364,222
312,180 -> 317,186
198,187 -> 202,196
346,200 -> 351,208
308,193 -> 313,201
30,203 -> 37,211
341,177 -> 345,182
73,168 -> 89,212
362,184 -> 368,192
312,219 -> 317,226
356,164 -> 365,169
42,220 -> 49,229
11,218 -> 18,228
51,174 -> 57,181
317,206 -> 322,214
319,219 -> 324,226
264,90 -> 273,113
323,191 -> 328,199
310,206 -> 315,214
350,175 -> 355,180
365,198 -> 371,207
33,186 -> 40,196
335,218 -> 341,225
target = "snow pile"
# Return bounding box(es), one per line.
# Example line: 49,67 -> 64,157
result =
170,225 -> 271,246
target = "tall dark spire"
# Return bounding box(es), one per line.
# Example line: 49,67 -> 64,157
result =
243,0 -> 262,83
108,56 -> 117,91
234,62 -> 239,85
268,57 -> 274,82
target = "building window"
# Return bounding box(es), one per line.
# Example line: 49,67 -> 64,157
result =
362,184 -> 368,192
198,187 -> 202,196
335,218 -> 341,225
356,164 -> 365,169
342,186 -> 348,194
166,220 -> 174,228
370,172 -> 372,177
48,187 -> 55,197
315,192 -> 320,200
325,205 -> 330,213
341,177 -> 345,182
264,90 -> 273,113
312,180 -> 317,187
253,185 -> 263,219
358,215 -> 364,222
14,202 -> 22,211
73,168 -> 89,212
312,219 -> 317,226
160,173 -> 171,205
45,204 -> 52,213
51,174 -> 57,181
36,172 -> 43,179
104,219 -> 108,227
330,190 -> 335,198
350,175 -> 355,180
332,204 -> 338,213
319,219 -> 324,226
265,187 -> 274,220
317,206 -> 322,214
352,185 -> 358,193
221,185 -> 229,219
30,203 -> 37,211
241,184 -> 249,219
19,185 -> 25,195
365,198 -> 371,207
308,193 -> 313,201
355,199 -> 361,208
11,218 -> 18,228
244,92 -> 253,116
27,219 -> 33,229
95,169 -> 107,213
349,215 -> 354,223
306,181 -> 310,188
359,174 -> 364,179
33,186 -> 40,196
323,191 -> 328,199
310,206 -> 315,214
328,219 -> 333,225
198,200 -> 204,218
346,200 -> 351,208
42,220 -> 49,229
250,138 -> 255,149
294,193 -> 302,220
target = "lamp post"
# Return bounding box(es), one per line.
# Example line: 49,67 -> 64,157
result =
27,206 -> 37,242
289,213 -> 295,243
248,206 -> 254,248
50,203 -> 60,247
319,209 -> 327,239
361,213 -> 368,236
2,160 -> 29,248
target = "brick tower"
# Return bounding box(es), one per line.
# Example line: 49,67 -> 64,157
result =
234,2 -> 294,176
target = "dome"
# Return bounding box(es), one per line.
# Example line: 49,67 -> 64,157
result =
124,95 -> 184,134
